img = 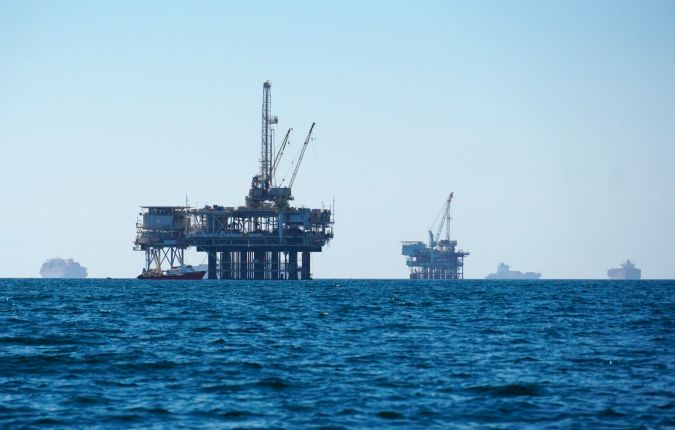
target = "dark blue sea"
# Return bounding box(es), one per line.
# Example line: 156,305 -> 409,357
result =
0,279 -> 673,429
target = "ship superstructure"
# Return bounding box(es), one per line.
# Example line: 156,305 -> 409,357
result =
135,81 -> 334,280
40,258 -> 88,279
607,260 -> 641,280
401,193 -> 469,279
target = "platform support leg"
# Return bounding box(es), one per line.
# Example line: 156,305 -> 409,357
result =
288,252 -> 298,280
207,251 -> 217,280
301,251 -> 311,280
239,251 -> 248,280
271,252 -> 279,280
254,251 -> 264,280
220,252 -> 231,279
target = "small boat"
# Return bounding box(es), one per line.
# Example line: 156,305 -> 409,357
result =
137,265 -> 206,280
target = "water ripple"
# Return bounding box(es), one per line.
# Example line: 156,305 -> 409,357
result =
0,279 -> 672,428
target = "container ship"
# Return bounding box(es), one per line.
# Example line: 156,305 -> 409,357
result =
607,260 -> 641,280
40,258 -> 88,279
486,263 -> 541,280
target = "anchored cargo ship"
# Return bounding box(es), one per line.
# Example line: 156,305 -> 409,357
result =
137,265 -> 206,280
607,260 -> 641,280
486,263 -> 541,280
40,258 -> 88,279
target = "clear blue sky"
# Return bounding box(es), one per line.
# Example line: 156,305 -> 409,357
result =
1,1 -> 674,278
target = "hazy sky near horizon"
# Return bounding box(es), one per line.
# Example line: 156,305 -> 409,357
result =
1,1 -> 674,279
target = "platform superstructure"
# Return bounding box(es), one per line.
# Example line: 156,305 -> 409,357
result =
135,81 -> 333,280
401,193 -> 469,279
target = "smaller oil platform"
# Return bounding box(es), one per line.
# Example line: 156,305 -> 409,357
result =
401,193 -> 469,279
135,81 -> 334,280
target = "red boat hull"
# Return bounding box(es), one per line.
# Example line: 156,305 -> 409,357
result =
137,271 -> 206,280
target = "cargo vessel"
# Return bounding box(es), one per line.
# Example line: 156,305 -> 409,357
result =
40,258 -> 88,279
137,265 -> 206,280
607,260 -> 641,280
486,263 -> 541,280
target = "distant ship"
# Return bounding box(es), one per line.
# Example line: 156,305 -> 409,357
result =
194,264 -> 209,278
607,260 -> 641,280
137,265 -> 206,280
486,263 -> 541,280
40,258 -> 88,279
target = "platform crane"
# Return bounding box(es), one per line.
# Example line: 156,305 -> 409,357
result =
288,122 -> 316,189
272,128 -> 292,183
428,192 -> 454,248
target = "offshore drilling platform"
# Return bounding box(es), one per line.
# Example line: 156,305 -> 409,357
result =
401,193 -> 469,279
134,81 -> 334,280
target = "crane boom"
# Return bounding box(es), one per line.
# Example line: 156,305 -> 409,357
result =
445,192 -> 453,242
289,122 -> 315,189
433,192 -> 454,245
272,128 -> 292,181
435,216 -> 446,245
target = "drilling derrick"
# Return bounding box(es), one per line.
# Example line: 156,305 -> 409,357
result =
246,80 -> 299,209
401,193 -> 469,280
261,80 -> 274,185
135,80 -> 334,280
247,81 -> 282,208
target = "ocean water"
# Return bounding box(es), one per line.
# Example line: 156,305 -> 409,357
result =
0,279 -> 673,429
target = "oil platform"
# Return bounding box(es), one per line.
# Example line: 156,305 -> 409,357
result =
401,193 -> 469,279
134,81 -> 334,280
